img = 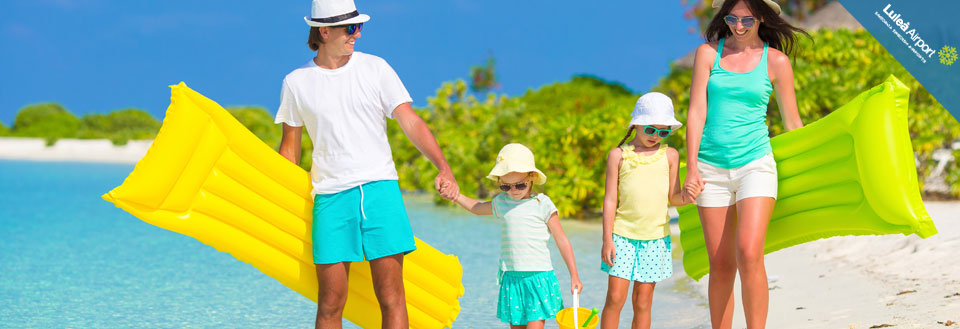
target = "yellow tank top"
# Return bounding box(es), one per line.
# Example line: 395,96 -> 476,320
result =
613,143 -> 671,240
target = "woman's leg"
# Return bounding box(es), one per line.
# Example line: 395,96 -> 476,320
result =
630,282 -> 656,329
699,205 -> 739,329
736,197 -> 775,329
525,320 -> 545,329
601,275 -> 631,329
509,324 -> 526,329
315,262 -> 351,329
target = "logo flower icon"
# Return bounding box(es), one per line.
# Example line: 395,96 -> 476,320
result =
939,45 -> 957,66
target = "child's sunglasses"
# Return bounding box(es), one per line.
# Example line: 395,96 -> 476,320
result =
642,125 -> 672,138
723,15 -> 756,28
499,182 -> 529,192
337,23 -> 363,35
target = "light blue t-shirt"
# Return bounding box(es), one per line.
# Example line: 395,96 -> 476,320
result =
492,193 -> 558,272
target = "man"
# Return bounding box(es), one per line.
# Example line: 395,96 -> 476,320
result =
275,1 -> 459,328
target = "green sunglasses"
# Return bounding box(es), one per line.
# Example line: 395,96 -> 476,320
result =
641,125 -> 672,138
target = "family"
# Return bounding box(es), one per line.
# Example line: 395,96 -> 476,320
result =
275,0 -> 806,328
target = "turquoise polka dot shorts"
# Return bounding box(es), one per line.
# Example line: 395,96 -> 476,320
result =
601,234 -> 673,282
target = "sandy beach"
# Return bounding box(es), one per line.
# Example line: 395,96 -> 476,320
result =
691,201 -> 960,329
0,137 -> 150,163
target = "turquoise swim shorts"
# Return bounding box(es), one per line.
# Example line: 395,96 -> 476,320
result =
311,180 -> 416,264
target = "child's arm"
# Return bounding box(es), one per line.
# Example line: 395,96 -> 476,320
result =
546,213 -> 583,294
601,148 -> 622,267
667,147 -> 698,206
452,193 -> 493,215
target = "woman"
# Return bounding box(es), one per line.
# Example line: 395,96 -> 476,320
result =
682,0 -> 806,328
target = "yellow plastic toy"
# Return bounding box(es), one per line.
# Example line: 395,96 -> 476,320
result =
678,75 -> 938,280
556,291 -> 599,329
102,82 -> 464,328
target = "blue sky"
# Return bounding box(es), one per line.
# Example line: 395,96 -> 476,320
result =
0,0 -> 704,125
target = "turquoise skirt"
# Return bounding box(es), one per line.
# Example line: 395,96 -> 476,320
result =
497,270 -> 565,325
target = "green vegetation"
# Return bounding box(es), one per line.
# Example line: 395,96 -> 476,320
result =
388,77 -> 640,218
0,121 -> 8,136
13,103 -> 82,145
9,104 -> 160,145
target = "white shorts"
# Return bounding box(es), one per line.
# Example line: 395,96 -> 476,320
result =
696,153 -> 778,207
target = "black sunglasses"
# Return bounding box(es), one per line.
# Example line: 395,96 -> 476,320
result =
336,23 -> 363,35
499,181 -> 529,192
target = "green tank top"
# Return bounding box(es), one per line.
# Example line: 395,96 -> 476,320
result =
698,38 -> 773,169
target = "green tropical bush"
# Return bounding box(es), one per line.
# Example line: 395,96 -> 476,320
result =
104,109 -> 161,145
0,121 -> 9,136
387,77 -> 641,218
12,103 -> 81,145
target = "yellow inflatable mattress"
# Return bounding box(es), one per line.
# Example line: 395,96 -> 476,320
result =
678,75 -> 938,280
103,82 -> 464,328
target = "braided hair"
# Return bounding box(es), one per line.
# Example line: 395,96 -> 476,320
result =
617,126 -> 636,148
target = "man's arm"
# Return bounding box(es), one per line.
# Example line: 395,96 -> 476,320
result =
278,123 -> 302,165
392,102 -> 459,199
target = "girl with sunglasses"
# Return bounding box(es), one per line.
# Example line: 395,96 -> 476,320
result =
446,143 -> 582,329
600,92 -> 698,329
684,0 -> 806,328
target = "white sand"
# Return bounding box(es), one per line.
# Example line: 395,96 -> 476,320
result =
0,137 -> 151,164
692,201 -> 960,329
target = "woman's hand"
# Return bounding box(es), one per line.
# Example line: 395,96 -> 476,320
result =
683,168 -> 704,203
601,239 -> 616,267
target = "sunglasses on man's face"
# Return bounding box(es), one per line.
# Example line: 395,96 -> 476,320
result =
724,15 -> 757,28
337,23 -> 363,35
499,181 -> 529,192
642,125 -> 672,138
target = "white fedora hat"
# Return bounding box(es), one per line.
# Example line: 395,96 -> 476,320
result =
304,0 -> 370,27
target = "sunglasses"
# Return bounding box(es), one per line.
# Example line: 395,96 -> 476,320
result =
499,181 -> 530,192
641,125 -> 672,138
723,15 -> 757,28
336,23 -> 363,35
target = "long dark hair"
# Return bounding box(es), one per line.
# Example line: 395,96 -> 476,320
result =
704,0 -> 809,56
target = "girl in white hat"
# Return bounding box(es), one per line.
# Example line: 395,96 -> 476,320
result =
447,143 -> 582,328
599,92 -> 700,329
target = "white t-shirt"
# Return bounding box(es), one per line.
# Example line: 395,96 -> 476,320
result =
274,52 -> 413,195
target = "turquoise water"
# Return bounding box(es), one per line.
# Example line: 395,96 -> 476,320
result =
0,160 -> 709,328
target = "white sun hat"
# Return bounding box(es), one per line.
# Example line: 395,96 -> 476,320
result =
304,0 -> 370,27
712,0 -> 782,15
628,92 -> 682,130
486,144 -> 548,185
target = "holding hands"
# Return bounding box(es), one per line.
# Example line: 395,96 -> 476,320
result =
435,169 -> 459,201
682,169 -> 705,204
